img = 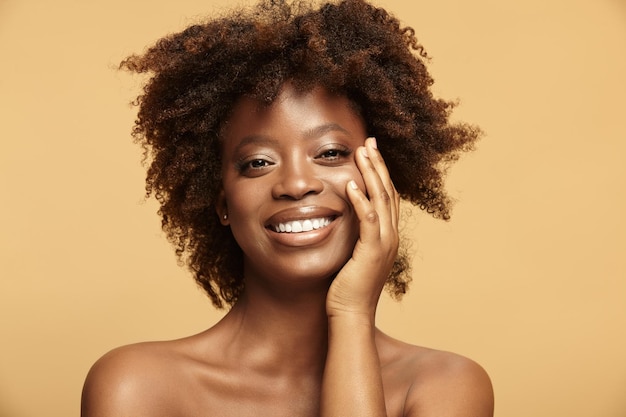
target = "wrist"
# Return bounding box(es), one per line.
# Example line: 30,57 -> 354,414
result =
326,293 -> 379,323
327,309 -> 377,328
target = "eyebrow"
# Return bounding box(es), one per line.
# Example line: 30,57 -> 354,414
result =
233,135 -> 279,154
303,123 -> 351,139
234,123 -> 352,153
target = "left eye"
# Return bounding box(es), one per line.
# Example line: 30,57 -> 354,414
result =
321,149 -> 341,159
316,147 -> 351,162
249,159 -> 269,168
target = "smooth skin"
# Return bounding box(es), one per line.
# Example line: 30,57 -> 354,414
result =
81,84 -> 494,417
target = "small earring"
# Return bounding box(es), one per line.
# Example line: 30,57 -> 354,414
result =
223,214 -> 228,220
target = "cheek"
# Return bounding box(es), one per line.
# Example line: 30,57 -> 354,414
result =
223,181 -> 264,224
224,186 -> 264,254
353,168 -> 366,191
324,165 -> 365,193
345,158 -> 366,189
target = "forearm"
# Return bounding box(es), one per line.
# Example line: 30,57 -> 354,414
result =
321,314 -> 387,417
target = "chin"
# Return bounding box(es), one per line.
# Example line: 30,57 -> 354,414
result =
244,248 -> 352,287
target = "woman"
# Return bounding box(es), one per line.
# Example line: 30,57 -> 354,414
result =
81,0 -> 494,415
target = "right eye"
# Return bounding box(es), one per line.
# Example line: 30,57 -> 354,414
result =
248,159 -> 270,169
236,157 -> 275,176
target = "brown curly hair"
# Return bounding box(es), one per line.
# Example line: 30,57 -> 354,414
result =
120,0 -> 480,308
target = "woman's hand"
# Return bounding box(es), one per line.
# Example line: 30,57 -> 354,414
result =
321,137 -> 396,417
326,136 -> 400,320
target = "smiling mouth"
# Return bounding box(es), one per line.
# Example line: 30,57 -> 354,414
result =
270,217 -> 335,233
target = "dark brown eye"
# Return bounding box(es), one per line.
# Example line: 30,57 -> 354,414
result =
316,146 -> 352,163
235,157 -> 274,176
321,149 -> 340,159
249,159 -> 268,168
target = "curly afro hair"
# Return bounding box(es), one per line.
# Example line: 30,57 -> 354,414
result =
120,0 -> 480,308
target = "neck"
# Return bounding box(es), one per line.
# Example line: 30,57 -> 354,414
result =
215,279 -> 330,377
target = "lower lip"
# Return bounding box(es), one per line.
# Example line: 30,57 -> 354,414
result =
266,218 -> 338,247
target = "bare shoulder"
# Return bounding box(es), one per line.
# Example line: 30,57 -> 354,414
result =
405,348 -> 494,417
81,341 -> 190,417
377,331 -> 494,417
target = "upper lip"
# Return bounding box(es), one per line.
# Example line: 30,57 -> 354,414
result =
265,206 -> 341,227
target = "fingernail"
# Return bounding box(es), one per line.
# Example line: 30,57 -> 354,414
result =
348,180 -> 358,190
369,137 -> 378,149
360,147 -> 369,158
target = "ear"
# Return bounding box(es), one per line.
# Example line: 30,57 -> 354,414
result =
215,187 -> 230,226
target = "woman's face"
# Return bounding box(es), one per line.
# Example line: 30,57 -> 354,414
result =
219,84 -> 367,287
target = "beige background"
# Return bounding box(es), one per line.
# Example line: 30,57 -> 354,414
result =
1,0 -> 625,416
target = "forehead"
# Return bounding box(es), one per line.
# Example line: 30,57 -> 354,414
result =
220,84 -> 366,146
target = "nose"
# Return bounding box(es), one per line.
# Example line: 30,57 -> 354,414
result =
271,157 -> 324,200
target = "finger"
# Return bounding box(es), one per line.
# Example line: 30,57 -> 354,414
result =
354,141 -> 396,234
345,179 -> 381,246
364,137 -> 399,229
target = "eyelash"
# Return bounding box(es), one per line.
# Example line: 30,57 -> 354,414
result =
235,158 -> 274,173
316,146 -> 352,162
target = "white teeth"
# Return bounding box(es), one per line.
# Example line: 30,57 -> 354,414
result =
273,217 -> 332,233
